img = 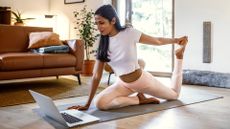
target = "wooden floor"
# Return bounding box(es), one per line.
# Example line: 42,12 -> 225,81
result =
0,79 -> 230,129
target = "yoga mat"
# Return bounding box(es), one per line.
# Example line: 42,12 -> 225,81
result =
33,88 -> 222,128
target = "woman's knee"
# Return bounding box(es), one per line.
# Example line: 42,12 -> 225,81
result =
94,96 -> 110,110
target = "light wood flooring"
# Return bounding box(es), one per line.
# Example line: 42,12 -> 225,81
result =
0,76 -> 230,129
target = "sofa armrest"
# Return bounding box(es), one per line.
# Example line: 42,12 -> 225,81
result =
64,39 -> 84,71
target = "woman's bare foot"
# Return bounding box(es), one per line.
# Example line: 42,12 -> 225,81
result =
137,93 -> 160,105
175,40 -> 187,59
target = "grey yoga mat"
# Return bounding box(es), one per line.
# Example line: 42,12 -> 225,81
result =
33,88 -> 222,128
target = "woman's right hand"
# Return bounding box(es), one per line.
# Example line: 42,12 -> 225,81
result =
67,60 -> 104,111
67,105 -> 89,110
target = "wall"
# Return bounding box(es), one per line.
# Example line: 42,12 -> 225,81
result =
175,0 -> 230,73
50,0 -> 111,40
0,0 -> 111,40
49,0 -> 110,60
0,0 -> 50,27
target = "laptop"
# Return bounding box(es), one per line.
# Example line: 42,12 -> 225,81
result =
29,90 -> 100,127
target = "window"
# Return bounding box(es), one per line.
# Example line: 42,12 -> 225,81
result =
113,0 -> 174,77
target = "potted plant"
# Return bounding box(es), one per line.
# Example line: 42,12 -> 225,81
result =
74,5 -> 99,76
11,10 -> 35,26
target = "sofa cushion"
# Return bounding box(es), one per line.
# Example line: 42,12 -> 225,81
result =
0,25 -> 27,53
28,32 -> 63,49
0,53 -> 43,71
31,45 -> 70,53
42,53 -> 76,68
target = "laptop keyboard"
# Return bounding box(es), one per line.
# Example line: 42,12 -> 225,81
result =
61,112 -> 83,123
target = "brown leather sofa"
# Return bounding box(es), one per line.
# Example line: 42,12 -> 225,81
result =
0,24 -> 84,84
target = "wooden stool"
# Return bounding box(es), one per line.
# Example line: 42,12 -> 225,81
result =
104,63 -> 114,85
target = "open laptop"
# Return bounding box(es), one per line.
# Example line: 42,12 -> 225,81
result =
29,90 -> 100,127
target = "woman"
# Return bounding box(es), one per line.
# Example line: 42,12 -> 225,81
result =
68,4 -> 188,110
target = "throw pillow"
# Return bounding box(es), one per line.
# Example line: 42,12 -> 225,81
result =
31,45 -> 70,53
28,32 -> 63,49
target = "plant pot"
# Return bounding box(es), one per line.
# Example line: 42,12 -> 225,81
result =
14,22 -> 24,26
82,60 -> 95,76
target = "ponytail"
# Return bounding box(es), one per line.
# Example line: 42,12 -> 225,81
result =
97,35 -> 110,62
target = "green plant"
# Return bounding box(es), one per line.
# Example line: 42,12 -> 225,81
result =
11,10 -> 34,23
74,5 -> 99,60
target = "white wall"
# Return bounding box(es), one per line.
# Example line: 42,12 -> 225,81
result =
0,0 -> 50,27
0,0 -> 111,39
175,0 -> 230,73
50,0 -> 111,39
49,0 -> 110,60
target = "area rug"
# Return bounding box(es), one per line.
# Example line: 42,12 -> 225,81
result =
34,87 -> 222,128
0,76 -> 106,107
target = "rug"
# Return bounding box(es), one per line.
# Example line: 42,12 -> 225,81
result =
34,87 -> 223,128
0,76 -> 106,107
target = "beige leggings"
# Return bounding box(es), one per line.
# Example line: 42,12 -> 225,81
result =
94,59 -> 183,110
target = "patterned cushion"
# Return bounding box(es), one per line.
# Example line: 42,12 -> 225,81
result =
28,32 -> 63,49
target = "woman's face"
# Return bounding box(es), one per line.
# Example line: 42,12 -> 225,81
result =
95,15 -> 115,36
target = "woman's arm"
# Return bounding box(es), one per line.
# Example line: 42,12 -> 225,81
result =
85,60 -> 105,108
139,33 -> 187,46
68,60 -> 105,110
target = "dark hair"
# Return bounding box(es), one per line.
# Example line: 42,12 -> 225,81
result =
95,4 -> 126,62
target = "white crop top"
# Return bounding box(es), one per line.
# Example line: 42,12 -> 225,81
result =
107,27 -> 142,76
